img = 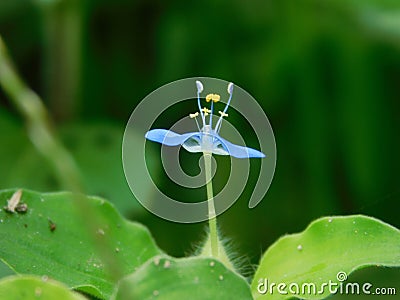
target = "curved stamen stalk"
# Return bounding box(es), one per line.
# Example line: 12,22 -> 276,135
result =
203,152 -> 218,257
215,83 -> 234,132
215,111 -> 228,133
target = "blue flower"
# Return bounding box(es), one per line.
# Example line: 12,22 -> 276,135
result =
145,81 -> 265,159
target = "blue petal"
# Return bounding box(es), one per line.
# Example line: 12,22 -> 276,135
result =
145,129 -> 199,146
145,129 -> 265,158
214,135 -> 266,158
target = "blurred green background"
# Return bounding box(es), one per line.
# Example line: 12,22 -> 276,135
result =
0,0 -> 399,290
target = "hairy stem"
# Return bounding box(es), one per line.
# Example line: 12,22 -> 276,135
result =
204,153 -> 218,257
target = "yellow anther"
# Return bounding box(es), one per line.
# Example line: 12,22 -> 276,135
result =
204,112 -> 209,117
211,94 -> 220,103
219,111 -> 228,117
202,107 -> 211,114
206,94 -> 220,103
189,112 -> 199,118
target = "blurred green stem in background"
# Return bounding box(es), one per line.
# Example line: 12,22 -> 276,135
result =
0,35 -> 82,192
204,153 -> 219,257
0,35 -> 123,282
36,0 -> 83,121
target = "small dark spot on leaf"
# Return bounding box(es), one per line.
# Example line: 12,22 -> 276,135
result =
24,224 -> 28,228
48,219 -> 56,232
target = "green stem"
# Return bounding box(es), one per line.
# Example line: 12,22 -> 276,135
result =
203,153 -> 218,257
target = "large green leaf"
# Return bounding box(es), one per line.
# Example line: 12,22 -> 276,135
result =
0,275 -> 87,300
0,189 -> 161,299
114,255 -> 253,300
251,215 -> 400,299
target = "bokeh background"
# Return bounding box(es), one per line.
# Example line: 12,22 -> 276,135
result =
1,0 -> 399,296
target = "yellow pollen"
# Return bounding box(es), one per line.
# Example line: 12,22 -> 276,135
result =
189,112 -> 199,118
204,112 -> 209,117
202,107 -> 211,114
212,94 -> 220,103
206,94 -> 221,103
219,111 -> 228,117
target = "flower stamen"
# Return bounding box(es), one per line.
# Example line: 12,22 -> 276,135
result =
189,112 -> 201,130
206,93 -> 220,103
219,111 -> 228,118
202,107 -> 211,114
214,82 -> 234,133
189,112 -> 199,118
212,94 -> 220,103
215,111 -> 228,132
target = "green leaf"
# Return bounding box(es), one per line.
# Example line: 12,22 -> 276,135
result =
0,189 -> 161,299
0,275 -> 87,300
0,261 -> 14,278
251,215 -> 400,299
114,255 -> 253,300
